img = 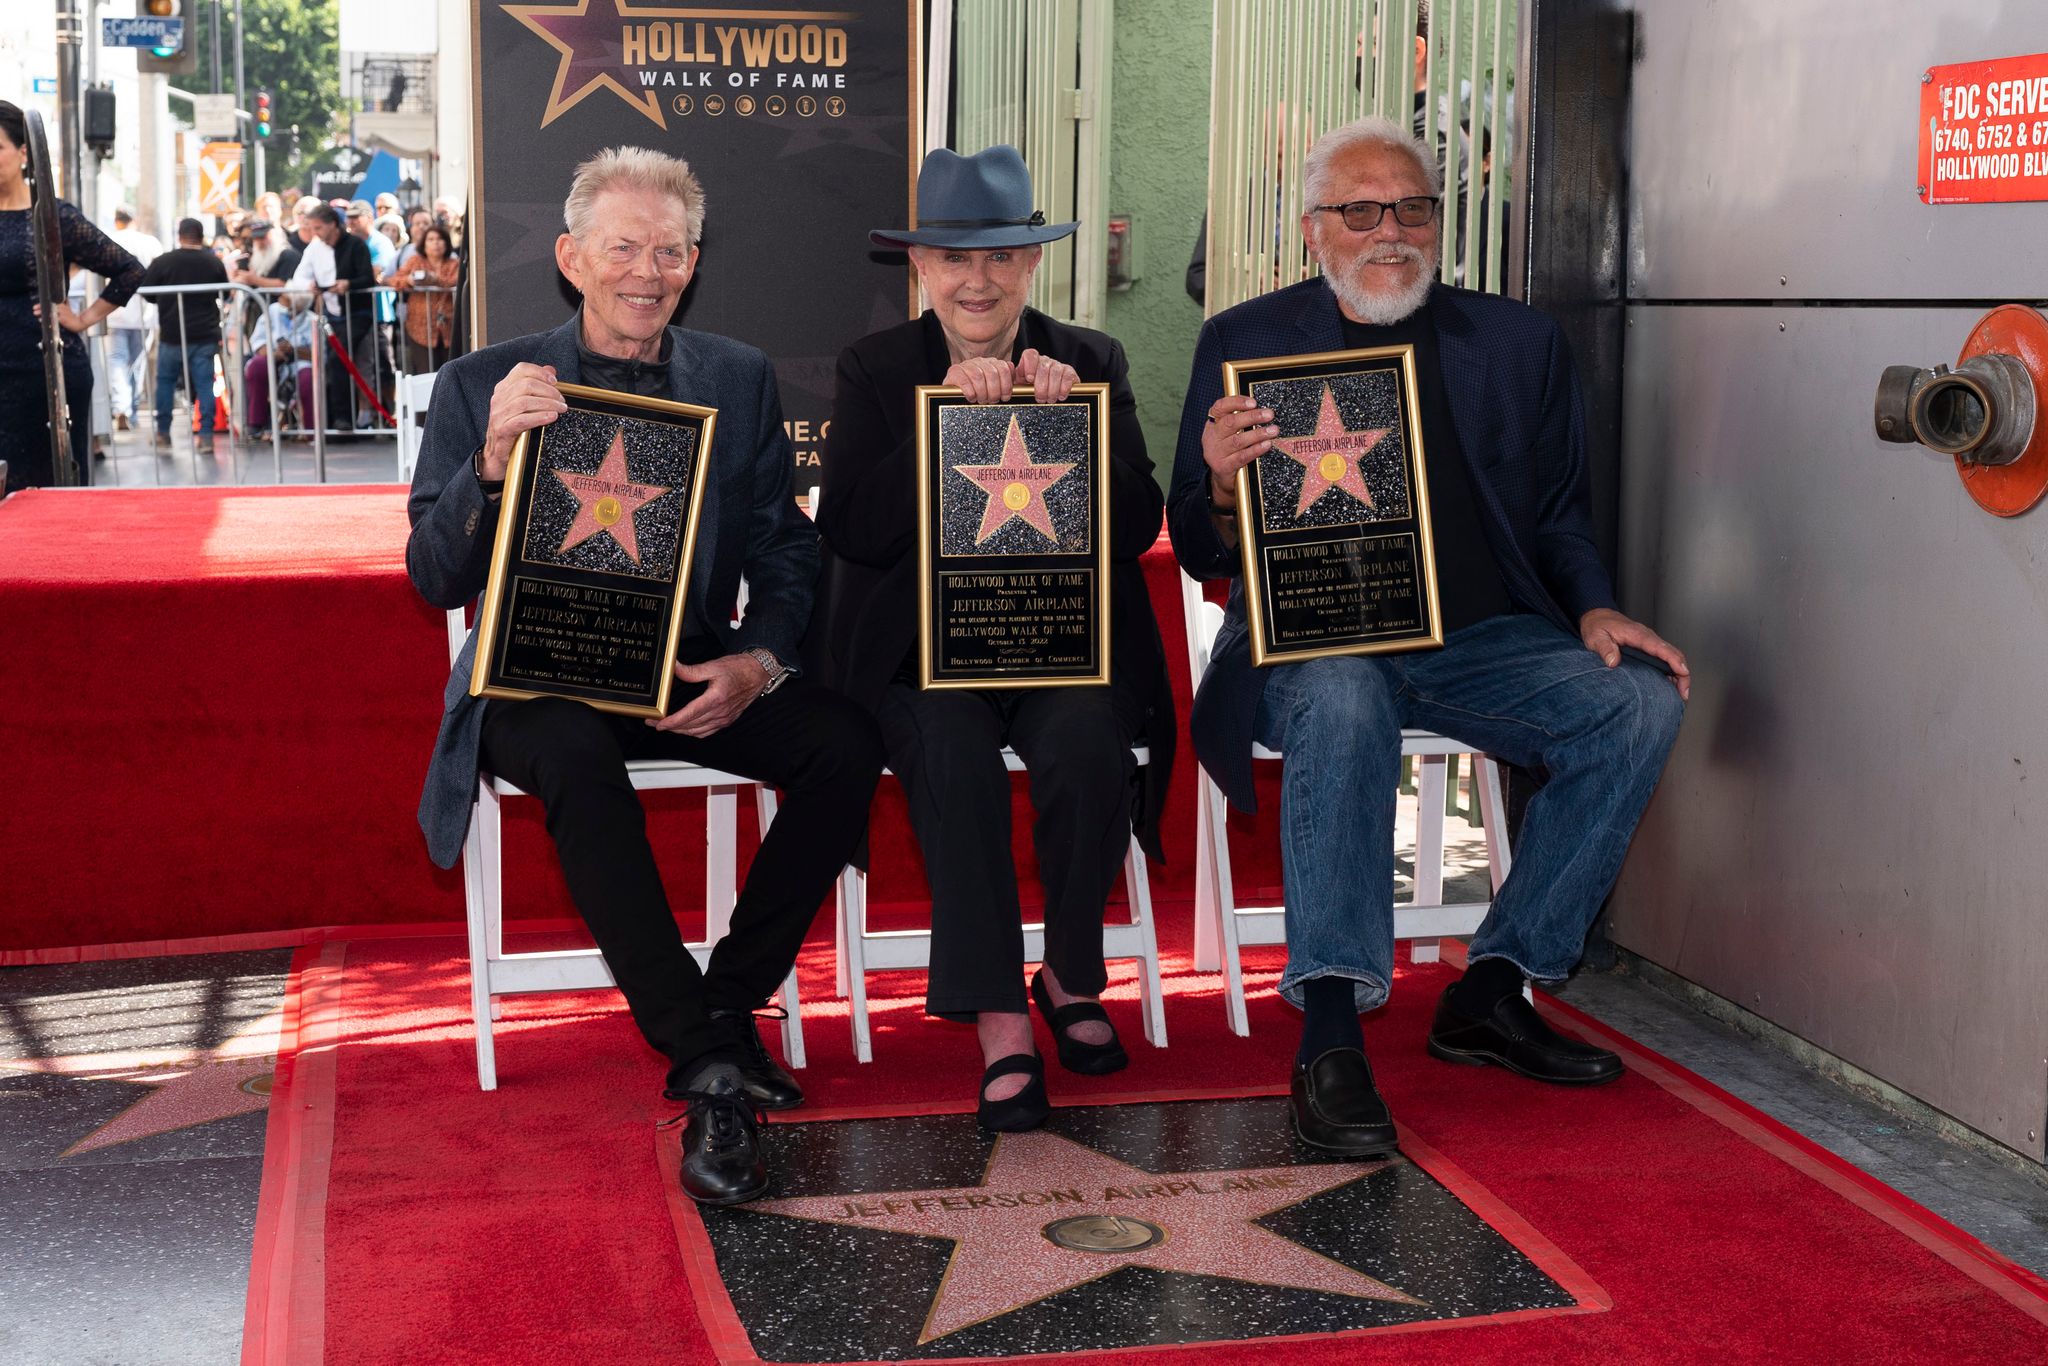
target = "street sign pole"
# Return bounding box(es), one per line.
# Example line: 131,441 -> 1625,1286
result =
55,0 -> 85,201
233,0 -> 248,202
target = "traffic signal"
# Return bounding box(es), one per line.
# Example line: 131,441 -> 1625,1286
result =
254,90 -> 272,139
135,0 -> 198,77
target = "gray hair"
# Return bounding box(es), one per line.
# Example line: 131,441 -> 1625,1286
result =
1302,115 -> 1443,207
564,146 -> 706,245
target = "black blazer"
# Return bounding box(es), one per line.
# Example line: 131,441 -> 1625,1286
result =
809,307 -> 1177,859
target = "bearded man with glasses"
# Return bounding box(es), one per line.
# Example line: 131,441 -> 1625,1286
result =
1168,115 -> 1690,1157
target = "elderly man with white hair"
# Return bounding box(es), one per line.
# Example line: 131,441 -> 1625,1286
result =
406,146 -> 884,1207
1169,116 -> 1690,1157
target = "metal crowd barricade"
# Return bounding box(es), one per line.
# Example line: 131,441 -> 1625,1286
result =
134,280 -> 285,482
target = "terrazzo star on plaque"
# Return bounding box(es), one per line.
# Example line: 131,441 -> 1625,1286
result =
553,426 -> 671,566
751,1129 -> 1421,1345
1272,382 -> 1390,518
953,414 -> 1077,546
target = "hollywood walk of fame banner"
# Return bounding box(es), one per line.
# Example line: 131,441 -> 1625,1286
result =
469,384 -> 715,717
1225,346 -> 1445,667
915,385 -> 1112,690
471,0 -> 920,479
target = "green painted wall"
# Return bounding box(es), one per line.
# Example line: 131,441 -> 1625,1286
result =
1103,1 -> 1212,493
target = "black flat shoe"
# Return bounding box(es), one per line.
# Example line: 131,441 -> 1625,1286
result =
1290,1047 -> 1400,1157
710,1007 -> 805,1111
977,1052 -> 1051,1132
1426,984 -> 1623,1085
1029,970 -> 1129,1075
667,1067 -> 769,1206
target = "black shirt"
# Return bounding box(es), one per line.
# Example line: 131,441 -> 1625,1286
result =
577,325 -> 674,397
138,246 -> 230,345
1341,308 -> 1514,635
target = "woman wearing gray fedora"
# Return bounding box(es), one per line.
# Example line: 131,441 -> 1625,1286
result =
810,146 -> 1176,1131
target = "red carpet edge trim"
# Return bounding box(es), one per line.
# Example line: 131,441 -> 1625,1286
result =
241,940 -> 347,1366
0,919 -> 588,968
1536,987 -> 2048,1325
661,1089 -> 1610,1366
1431,940 -> 2048,1324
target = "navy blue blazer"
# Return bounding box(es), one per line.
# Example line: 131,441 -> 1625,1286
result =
406,316 -> 816,868
1166,278 -> 1616,814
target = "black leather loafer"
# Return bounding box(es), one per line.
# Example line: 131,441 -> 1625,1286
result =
1029,970 -> 1129,1075
669,1067 -> 770,1207
710,1007 -> 805,1111
977,1052 -> 1051,1132
1426,984 -> 1623,1085
1290,1048 -> 1400,1157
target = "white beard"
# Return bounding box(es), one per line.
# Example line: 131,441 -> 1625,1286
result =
1324,243 -> 1437,325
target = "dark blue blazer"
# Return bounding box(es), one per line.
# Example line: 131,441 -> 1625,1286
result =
1166,278 -> 1616,813
406,316 -> 816,867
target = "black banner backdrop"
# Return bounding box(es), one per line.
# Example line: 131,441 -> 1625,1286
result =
472,1 -> 920,478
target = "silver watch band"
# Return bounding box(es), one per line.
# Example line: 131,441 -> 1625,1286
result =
744,647 -> 789,695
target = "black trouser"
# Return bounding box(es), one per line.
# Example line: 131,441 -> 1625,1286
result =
875,683 -> 1143,1021
480,679 -> 883,1072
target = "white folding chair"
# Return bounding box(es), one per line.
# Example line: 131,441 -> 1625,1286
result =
832,748 -> 1168,1064
446,608 -> 805,1090
1179,572 -> 1515,1036
395,371 -> 437,481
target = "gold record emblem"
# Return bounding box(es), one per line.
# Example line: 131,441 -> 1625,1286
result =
1042,1215 -> 1167,1253
735,94 -> 756,116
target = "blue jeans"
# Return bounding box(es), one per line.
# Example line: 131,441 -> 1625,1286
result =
106,327 -> 148,420
1252,613 -> 1683,1012
155,341 -> 219,437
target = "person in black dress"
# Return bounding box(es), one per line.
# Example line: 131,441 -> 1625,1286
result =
0,101 -> 144,489
811,146 -> 1176,1131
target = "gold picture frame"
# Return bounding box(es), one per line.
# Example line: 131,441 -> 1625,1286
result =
1225,345 -> 1443,667
914,383 -> 1113,690
469,382 -> 716,717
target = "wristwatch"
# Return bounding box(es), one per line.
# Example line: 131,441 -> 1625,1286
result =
742,647 -> 791,696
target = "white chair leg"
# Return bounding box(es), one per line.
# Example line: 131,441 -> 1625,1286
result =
1476,756 -> 1514,890
705,785 -> 738,943
833,867 -> 851,999
841,866 -> 874,1064
479,784 -> 508,1026
1411,754 -> 1447,965
1205,774 -> 1252,1038
464,791 -> 499,1091
776,965 -> 807,1070
1124,837 -> 1167,1048
1191,778 -> 1221,973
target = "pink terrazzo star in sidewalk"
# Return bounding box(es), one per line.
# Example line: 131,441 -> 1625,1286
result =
752,1128 -> 1421,1344
0,1008 -> 281,1157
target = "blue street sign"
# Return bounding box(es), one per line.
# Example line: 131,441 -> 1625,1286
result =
31,78 -> 58,95
102,16 -> 184,47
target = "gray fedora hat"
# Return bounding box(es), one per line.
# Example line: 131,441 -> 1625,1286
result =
870,145 -> 1078,250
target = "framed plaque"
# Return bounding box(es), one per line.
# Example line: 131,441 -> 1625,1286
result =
469,383 -> 715,717
915,384 -> 1112,689
1226,346 -> 1442,666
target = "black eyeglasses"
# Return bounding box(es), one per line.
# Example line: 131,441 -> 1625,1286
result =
1310,196 -> 1440,231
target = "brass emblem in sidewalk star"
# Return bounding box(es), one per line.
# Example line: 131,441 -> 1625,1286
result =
691,1099 -> 1593,1360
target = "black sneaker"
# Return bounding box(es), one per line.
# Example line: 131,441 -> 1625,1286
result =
666,1065 -> 769,1206
709,1007 -> 804,1111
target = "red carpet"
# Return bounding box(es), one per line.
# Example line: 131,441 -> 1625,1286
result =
243,931 -> 2048,1365
1,487 -> 1296,960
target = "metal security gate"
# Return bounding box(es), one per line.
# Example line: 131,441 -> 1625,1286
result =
927,0 -> 1115,328
1205,0 -> 1517,315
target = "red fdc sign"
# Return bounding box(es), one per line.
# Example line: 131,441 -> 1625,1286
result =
1920,51 -> 2048,204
